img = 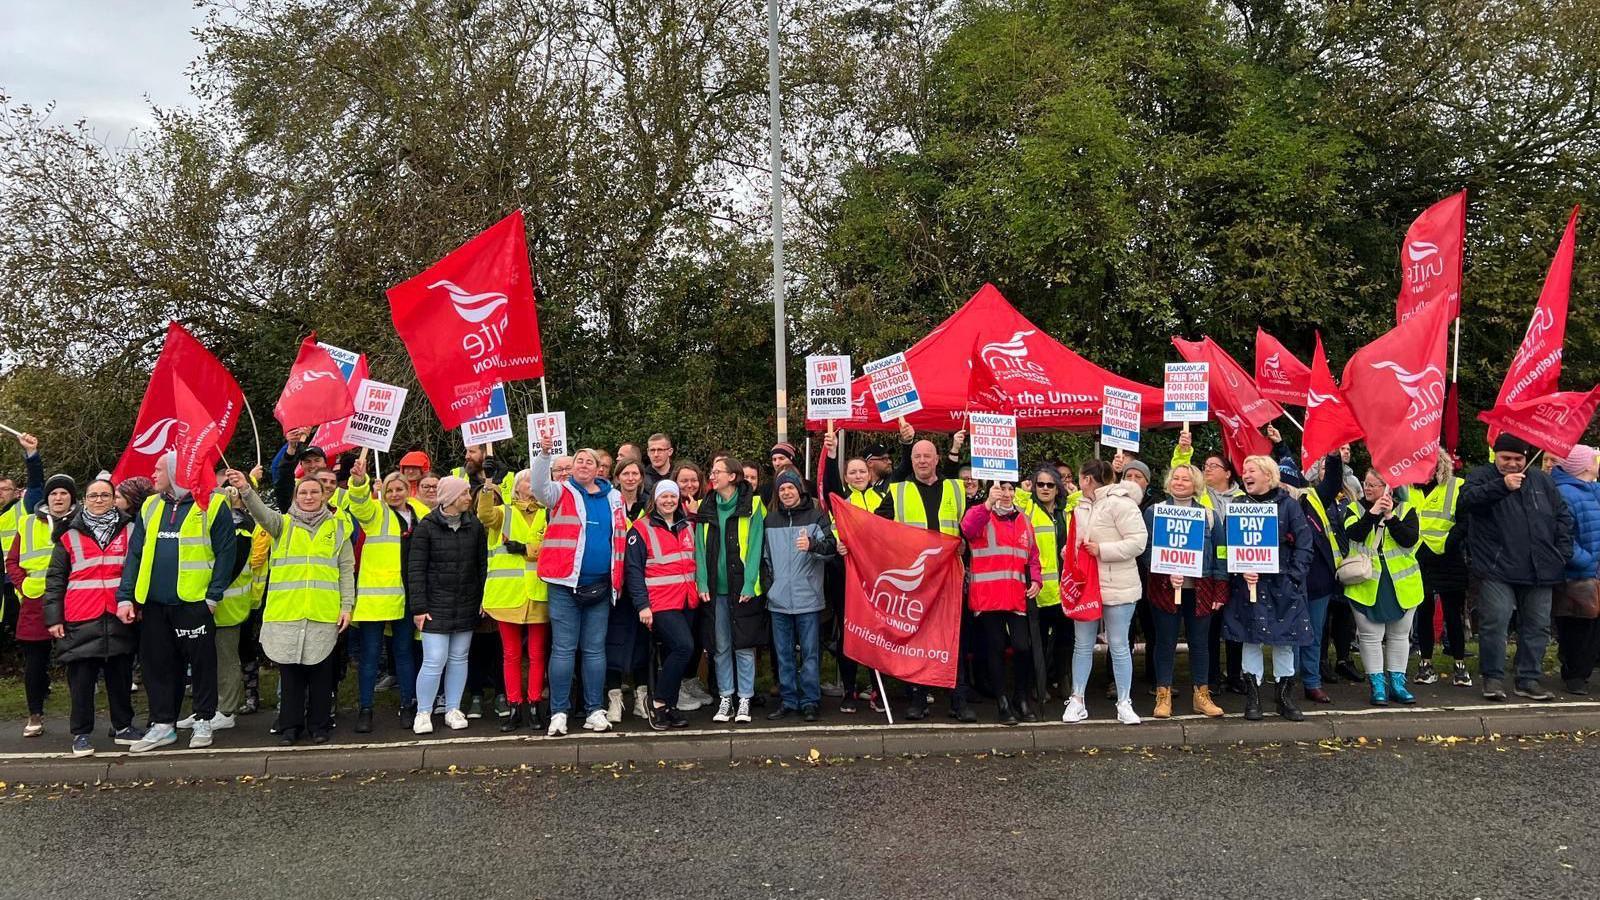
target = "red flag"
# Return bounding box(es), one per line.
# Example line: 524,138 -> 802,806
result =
966,338 -> 1018,415
1214,408 -> 1272,474
112,323 -> 246,484
1494,206 -> 1579,416
1395,191 -> 1467,324
832,499 -> 963,688
1300,333 -> 1364,472
169,369 -> 227,508
1341,299 -> 1451,487
273,333 -> 357,432
1172,337 -> 1282,428
1253,328 -> 1311,406
310,352 -> 370,458
1478,387 -> 1600,459
386,211 -> 545,429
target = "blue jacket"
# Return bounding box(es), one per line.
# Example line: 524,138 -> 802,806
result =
1553,469 -> 1600,581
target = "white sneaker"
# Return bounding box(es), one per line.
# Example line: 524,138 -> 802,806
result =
734,697 -> 752,724
631,688 -> 650,719
413,712 -> 434,735
1115,700 -> 1142,725
176,714 -> 199,729
547,712 -> 569,737
1062,696 -> 1088,723
130,723 -> 177,753
209,712 -> 236,731
711,696 -> 734,723
583,709 -> 610,732
189,720 -> 214,749
444,709 -> 469,730
606,688 -> 624,723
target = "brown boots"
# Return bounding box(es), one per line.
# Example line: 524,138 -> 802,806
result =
1192,686 -> 1224,718
1153,686 -> 1173,718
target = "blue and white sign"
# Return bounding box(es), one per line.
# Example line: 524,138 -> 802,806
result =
1150,504 -> 1207,578
461,383 -> 513,445
1100,386 -> 1142,452
864,352 -> 923,422
1226,502 -> 1279,574
317,342 -> 360,380
968,412 -> 1018,481
1164,362 -> 1210,423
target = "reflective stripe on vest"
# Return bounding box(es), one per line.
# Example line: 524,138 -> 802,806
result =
484,506 -> 547,610
890,479 -> 963,536
636,519 -> 697,611
16,514 -> 54,599
1301,490 -> 1346,567
1415,477 -> 1462,555
134,495 -> 223,604
967,516 -> 1031,612
1027,504 -> 1063,607
1342,503 -> 1424,610
61,526 -> 131,620
536,480 -> 626,589
264,517 -> 345,624
214,525 -> 257,627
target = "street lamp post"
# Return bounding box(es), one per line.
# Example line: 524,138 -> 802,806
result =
767,0 -> 788,444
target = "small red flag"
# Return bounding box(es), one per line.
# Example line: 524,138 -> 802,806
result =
273,333 -> 356,432
1395,191 -> 1467,324
1493,206 -> 1579,418
1341,299 -> 1452,487
1300,333 -> 1364,472
112,322 -> 246,485
309,352 -> 370,458
1172,336 -> 1283,428
1254,328 -> 1311,406
1478,387 -> 1600,459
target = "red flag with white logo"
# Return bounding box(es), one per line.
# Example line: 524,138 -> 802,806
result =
1213,408 -> 1272,475
169,367 -> 231,508
1253,328 -> 1311,406
1172,337 -> 1283,428
112,322 -> 246,485
310,352 -> 370,458
832,499 -> 963,689
1493,205 -> 1578,419
1341,299 -> 1451,487
1395,191 -> 1467,324
966,338 -> 1018,415
386,211 -> 545,429
1478,387 -> 1600,459
1300,333 -> 1364,472
273,333 -> 356,432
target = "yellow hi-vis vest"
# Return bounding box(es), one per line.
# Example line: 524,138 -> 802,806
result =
890,478 -> 965,537
214,522 -> 258,627
1026,503 -> 1063,608
264,516 -> 346,624
1301,490 -> 1347,567
484,506 -> 548,610
1414,477 -> 1463,555
1342,503 -> 1424,610
344,479 -> 407,622
0,502 -> 21,562
847,487 -> 886,513
134,495 -> 226,604
15,513 -> 54,599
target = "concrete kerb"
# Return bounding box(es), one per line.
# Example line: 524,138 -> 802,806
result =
3,702 -> 1599,784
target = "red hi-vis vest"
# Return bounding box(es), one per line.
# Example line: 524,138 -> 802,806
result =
537,480 -> 627,591
60,525 -> 132,623
633,518 -> 698,612
967,513 -> 1035,614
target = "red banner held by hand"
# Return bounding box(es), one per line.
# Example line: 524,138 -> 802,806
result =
1300,333 -> 1364,472
112,323 -> 245,485
832,499 -> 963,688
1341,299 -> 1451,487
1254,328 -> 1311,406
1494,205 -> 1579,417
273,333 -> 356,432
1478,387 -> 1600,459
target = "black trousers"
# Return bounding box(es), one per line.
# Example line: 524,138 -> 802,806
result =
21,639 -> 51,716
1555,615 -> 1600,683
141,602 -> 217,724
67,654 -> 135,735
466,628 -> 503,697
977,612 -> 1033,704
651,609 -> 695,709
1324,595 -> 1356,665
279,654 -> 335,737
1207,616 -> 1243,686
1416,588 -> 1468,660
1038,604 -> 1072,696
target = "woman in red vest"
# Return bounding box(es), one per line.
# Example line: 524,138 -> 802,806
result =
624,479 -> 699,729
961,480 -> 1042,725
42,477 -> 142,757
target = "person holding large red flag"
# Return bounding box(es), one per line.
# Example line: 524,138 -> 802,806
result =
116,451 -> 237,753
1412,453 -> 1472,689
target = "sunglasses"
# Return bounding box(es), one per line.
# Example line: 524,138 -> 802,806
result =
1035,482 -> 1058,489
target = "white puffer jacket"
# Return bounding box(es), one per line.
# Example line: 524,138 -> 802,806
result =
1074,482 -> 1149,605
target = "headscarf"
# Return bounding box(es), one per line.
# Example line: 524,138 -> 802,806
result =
116,476 -> 155,515
654,479 -> 681,500
1560,445 -> 1598,477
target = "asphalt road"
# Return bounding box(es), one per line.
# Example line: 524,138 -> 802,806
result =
2,736 -> 1596,899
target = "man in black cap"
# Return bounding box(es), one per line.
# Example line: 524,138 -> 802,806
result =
861,443 -> 893,493
1461,434 -> 1573,701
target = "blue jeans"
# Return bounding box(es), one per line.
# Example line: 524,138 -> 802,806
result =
1242,642 -> 1296,680
713,594 -> 756,699
1072,603 -> 1136,702
358,619 -> 415,708
1298,594 -> 1332,689
415,630 -> 472,713
1477,580 -> 1552,684
548,583 -> 611,716
771,610 -> 821,710
1151,600 -> 1211,688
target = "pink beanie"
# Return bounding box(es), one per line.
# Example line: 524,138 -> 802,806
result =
1560,445 -> 1599,477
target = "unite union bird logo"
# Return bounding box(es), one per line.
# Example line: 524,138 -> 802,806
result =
1215,410 -> 1243,430
1306,388 -> 1340,409
301,370 -> 340,383
431,280 -> 510,324
130,417 -> 186,456
1371,361 -> 1446,417
869,547 -> 942,633
980,331 -> 1049,384
1407,240 -> 1440,262
1513,307 -> 1555,367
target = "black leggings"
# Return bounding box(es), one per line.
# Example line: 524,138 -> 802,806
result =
1416,588 -> 1467,660
650,609 -> 695,709
1323,596 -> 1356,665
21,639 -> 50,716
977,612 -> 1033,703
278,655 -> 335,738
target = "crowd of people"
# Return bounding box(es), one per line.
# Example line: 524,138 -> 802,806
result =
0,416 -> 1588,756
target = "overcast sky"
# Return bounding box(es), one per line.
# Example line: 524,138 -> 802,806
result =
1,0 -> 205,144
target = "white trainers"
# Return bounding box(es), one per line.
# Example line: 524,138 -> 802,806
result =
583,709 -> 610,732
210,712 -> 236,731
734,697 -> 752,724
176,714 -> 199,729
606,688 -> 624,723
130,723 -> 177,753
631,688 -> 650,719
189,720 -> 214,749
547,712 -> 569,737
413,712 -> 434,735
1062,696 -> 1088,723
444,709 -> 469,730
1115,700 -> 1142,725
711,696 -> 734,723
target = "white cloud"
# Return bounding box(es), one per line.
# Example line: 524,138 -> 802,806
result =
0,0 -> 204,145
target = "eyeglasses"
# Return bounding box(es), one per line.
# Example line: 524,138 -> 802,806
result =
1203,461 -> 1226,471
85,492 -> 114,500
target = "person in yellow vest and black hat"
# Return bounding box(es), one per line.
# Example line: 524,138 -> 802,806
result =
117,451 -> 237,752
1343,469 -> 1423,706
6,434 -> 65,739
345,451 -> 420,733
889,418 -> 966,720
1412,451 -> 1471,687
176,480 -> 258,738
452,442 -> 516,504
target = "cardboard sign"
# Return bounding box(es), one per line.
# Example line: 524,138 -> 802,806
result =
527,411 -> 569,458
1164,362 -> 1210,423
460,383 -> 512,445
864,352 -> 923,422
806,355 -> 853,420
1150,504 -> 1207,578
1100,386 -> 1142,452
968,412 -> 1018,481
347,379 -> 408,453
1226,502 -> 1280,574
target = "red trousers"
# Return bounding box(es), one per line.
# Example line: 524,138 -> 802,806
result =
497,620 -> 550,705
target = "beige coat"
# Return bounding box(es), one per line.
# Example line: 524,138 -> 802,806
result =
1073,482 -> 1148,605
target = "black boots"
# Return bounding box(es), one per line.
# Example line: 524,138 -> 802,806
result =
996,695 -> 1019,726
500,703 -> 525,733
1275,677 -> 1305,722
1243,674 -> 1263,721
354,707 -> 374,734
950,697 -> 978,723
906,690 -> 930,720
527,701 -> 547,731
1016,696 -> 1038,723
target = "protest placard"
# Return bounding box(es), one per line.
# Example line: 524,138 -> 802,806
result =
527,411 -> 569,458
864,353 -> 922,422
968,412 -> 1018,481
460,383 -> 513,445
1226,502 -> 1280,574
347,379 -> 408,453
1101,386 -> 1142,451
1150,504 -> 1207,578
1164,362 -> 1210,423
806,355 -> 853,420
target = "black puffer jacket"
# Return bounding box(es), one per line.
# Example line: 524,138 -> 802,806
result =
405,509 -> 488,633
42,510 -> 137,663
1461,463 -> 1572,586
